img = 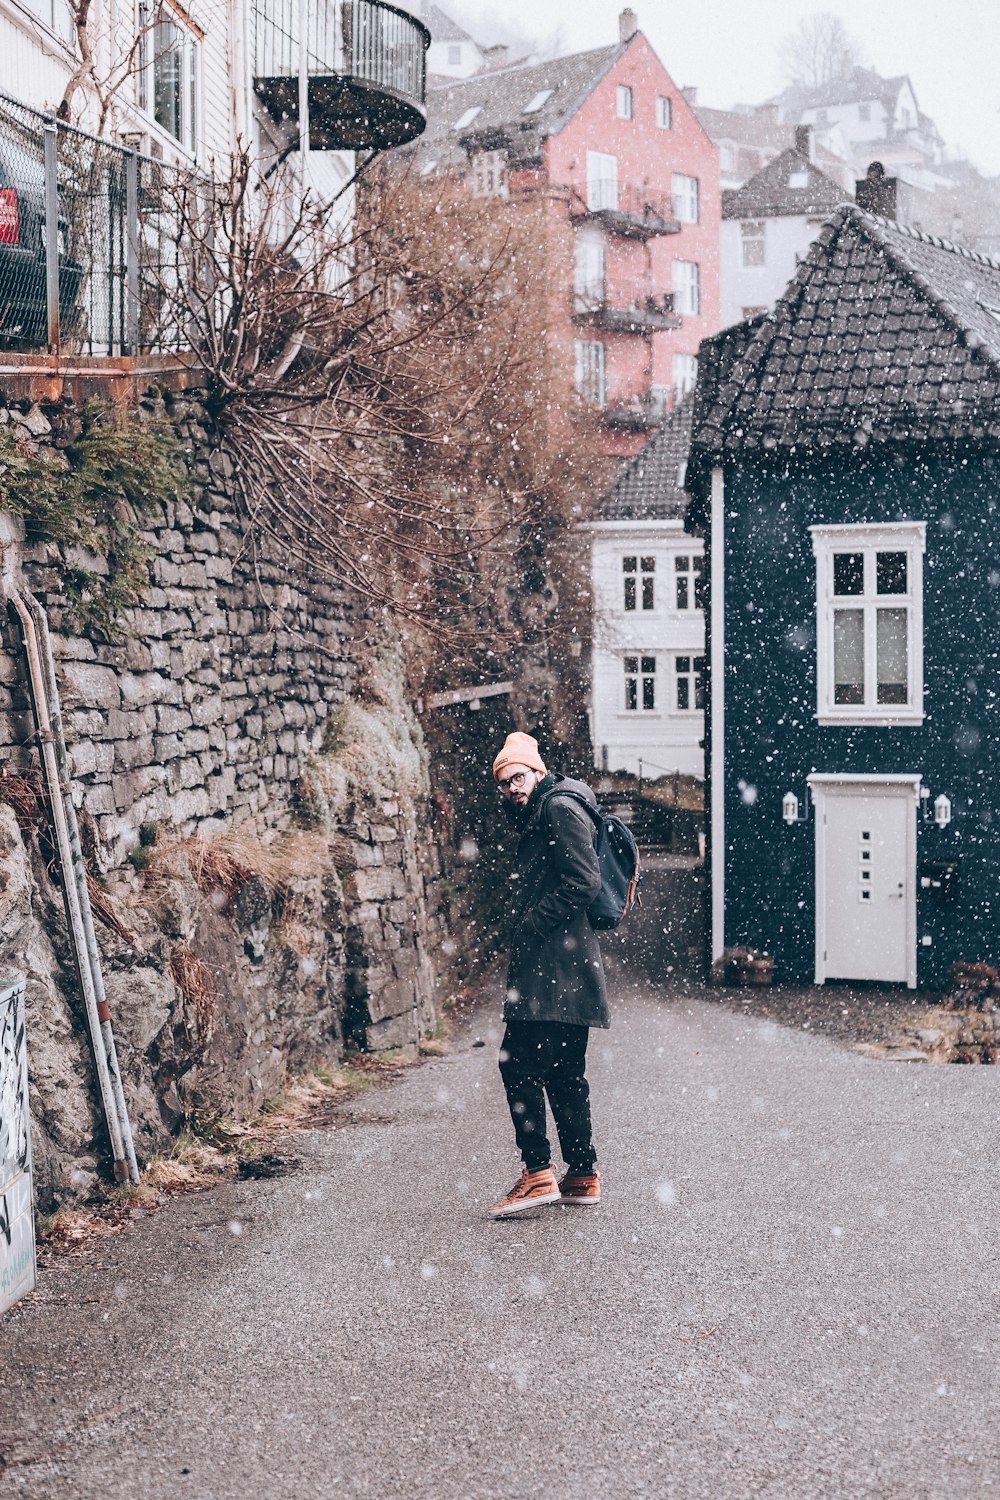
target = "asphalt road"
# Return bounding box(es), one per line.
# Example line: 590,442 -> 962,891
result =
2,972 -> 999,1500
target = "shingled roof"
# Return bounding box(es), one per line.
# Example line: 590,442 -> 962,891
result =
772,67 -> 914,117
415,43 -> 623,166
598,399 -> 694,522
425,4 -> 475,44
692,204 -> 1000,459
722,146 -> 847,220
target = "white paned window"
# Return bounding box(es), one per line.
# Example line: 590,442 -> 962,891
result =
675,655 -> 705,712
616,84 -> 633,120
586,151 -> 618,211
656,95 -> 672,129
469,150 -> 508,198
674,553 -> 703,611
624,656 -> 657,712
573,235 -> 606,311
672,259 -> 700,316
672,352 -> 698,396
811,523 -> 926,724
741,219 -> 766,267
623,555 -> 655,612
139,6 -> 199,151
574,339 -> 606,407
672,173 -> 699,224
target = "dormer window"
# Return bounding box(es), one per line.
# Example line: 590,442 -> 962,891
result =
788,169 -> 809,189
523,90 -> 553,114
454,106 -> 482,130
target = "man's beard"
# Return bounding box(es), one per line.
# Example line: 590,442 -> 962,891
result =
502,798 -> 529,828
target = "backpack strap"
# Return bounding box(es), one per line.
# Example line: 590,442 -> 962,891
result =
539,787 -> 602,841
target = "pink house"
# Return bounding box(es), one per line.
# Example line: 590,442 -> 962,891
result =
413,8 -> 720,458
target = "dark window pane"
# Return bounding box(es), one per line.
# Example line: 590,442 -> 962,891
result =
625,679 -> 637,711
676,577 -> 689,609
641,657 -> 656,674
642,577 -> 654,610
694,673 -> 705,710
693,556 -> 703,574
675,555 -> 687,571
833,552 -> 864,595
641,557 -> 655,572
676,656 -> 690,672
642,676 -> 655,710
876,551 -> 907,594
694,656 -> 705,672
623,556 -> 637,571
624,576 -> 636,610
624,656 -> 638,673
677,678 -> 689,710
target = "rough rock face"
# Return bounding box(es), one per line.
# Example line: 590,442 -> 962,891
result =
0,394 -> 448,1208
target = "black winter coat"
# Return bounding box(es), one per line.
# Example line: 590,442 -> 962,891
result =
504,774 -> 610,1029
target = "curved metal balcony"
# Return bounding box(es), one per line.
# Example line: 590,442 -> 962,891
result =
254,0 -> 430,152
573,291 -> 681,335
570,182 -> 680,240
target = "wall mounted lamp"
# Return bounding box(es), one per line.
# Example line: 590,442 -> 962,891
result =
919,786 -> 952,827
782,789 -> 811,825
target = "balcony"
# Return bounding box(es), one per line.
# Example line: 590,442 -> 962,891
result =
571,182 -> 680,240
602,392 -> 668,432
573,291 -> 681,335
254,0 -> 430,152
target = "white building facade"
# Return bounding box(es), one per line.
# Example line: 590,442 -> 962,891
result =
721,136 -> 846,327
587,401 -> 704,779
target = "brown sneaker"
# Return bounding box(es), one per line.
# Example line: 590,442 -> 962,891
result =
558,1170 -> 601,1205
489,1166 -> 560,1219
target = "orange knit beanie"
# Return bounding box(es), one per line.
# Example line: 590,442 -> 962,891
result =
492,732 -> 547,782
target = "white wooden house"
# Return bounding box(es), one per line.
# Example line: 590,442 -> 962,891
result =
587,398 -> 704,779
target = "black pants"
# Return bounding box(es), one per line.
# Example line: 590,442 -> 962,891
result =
499,1020 -> 597,1175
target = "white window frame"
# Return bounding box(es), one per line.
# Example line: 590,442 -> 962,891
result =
138,4 -> 200,153
672,352 -> 698,396
740,219 -> 766,268
656,95 -> 672,129
673,552 -> 703,612
811,522 -> 926,726
469,150 -> 508,198
573,234 -> 606,311
674,653 -> 705,713
574,339 -> 607,407
586,151 -> 618,212
672,259 -> 700,317
672,173 -> 699,224
616,84 -> 633,120
623,655 -> 657,713
447,43 -> 462,65
622,554 -> 655,613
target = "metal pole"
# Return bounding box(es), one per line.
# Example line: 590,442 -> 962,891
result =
125,150 -> 139,356
297,0 -> 310,200
43,121 -> 60,353
8,593 -> 128,1182
25,593 -> 139,1184
638,758 -> 643,792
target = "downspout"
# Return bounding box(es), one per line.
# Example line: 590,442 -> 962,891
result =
25,592 -> 139,1184
7,586 -> 136,1184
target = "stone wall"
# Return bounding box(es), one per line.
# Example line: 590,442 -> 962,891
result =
0,388 -> 448,1208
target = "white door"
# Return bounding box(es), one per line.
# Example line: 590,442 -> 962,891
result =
816,785 -> 915,985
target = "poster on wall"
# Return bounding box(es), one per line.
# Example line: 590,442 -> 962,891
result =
0,976 -> 34,1317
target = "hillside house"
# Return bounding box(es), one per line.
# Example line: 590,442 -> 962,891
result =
688,202 -> 1000,989
720,127 -> 847,327
587,398 -> 704,776
410,6 -> 720,458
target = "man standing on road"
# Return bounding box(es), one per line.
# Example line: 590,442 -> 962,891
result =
489,731 -> 609,1219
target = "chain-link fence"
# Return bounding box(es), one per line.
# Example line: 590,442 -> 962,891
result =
0,91 -> 188,357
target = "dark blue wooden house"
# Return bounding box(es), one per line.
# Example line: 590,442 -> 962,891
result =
687,202 -> 1000,989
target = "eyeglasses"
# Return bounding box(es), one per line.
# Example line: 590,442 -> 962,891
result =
497,771 -> 530,791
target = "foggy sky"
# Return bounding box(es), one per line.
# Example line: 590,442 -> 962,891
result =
446,0 -> 1000,176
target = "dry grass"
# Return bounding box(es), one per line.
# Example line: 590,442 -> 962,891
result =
169,942 -> 219,1047
148,827 -> 330,901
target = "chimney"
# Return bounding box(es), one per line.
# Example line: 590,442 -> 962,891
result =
481,43 -> 509,70
855,160 -> 898,219
619,8 -> 638,42
794,124 -> 816,163
681,85 -> 697,106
